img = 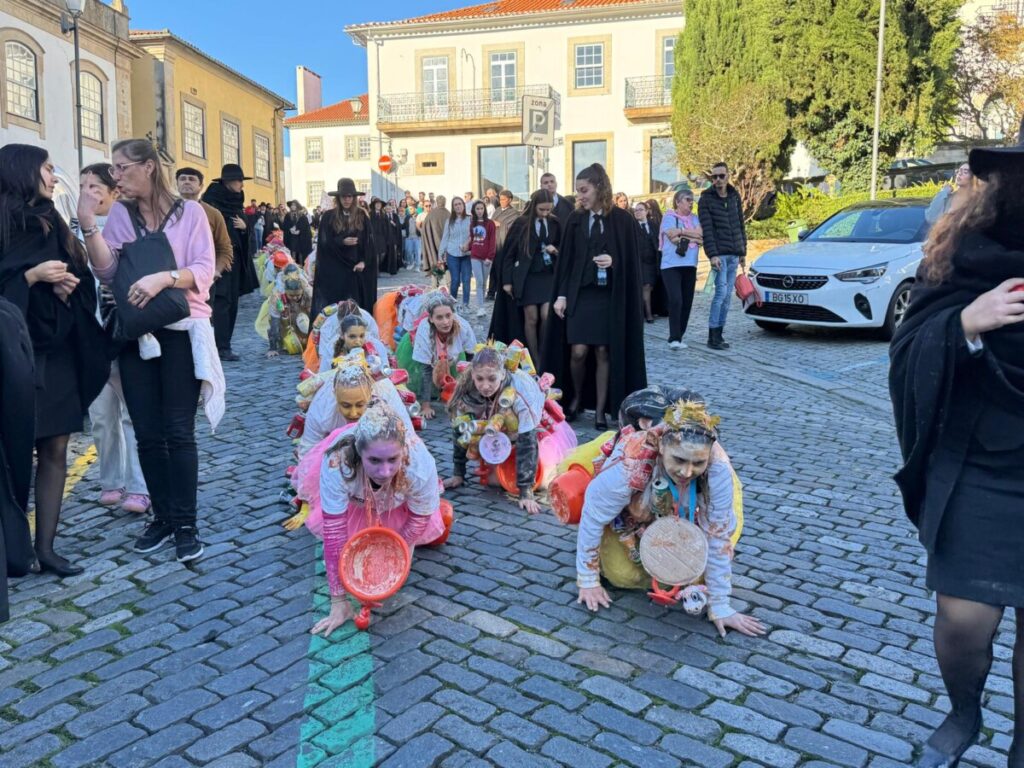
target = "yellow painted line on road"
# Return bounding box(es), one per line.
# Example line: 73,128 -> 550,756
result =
28,444 -> 97,534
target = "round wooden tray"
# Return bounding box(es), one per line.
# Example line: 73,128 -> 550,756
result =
639,516 -> 708,586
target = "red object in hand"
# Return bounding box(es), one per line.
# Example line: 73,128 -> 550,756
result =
1012,285 -> 1024,293
285,413 -> 305,439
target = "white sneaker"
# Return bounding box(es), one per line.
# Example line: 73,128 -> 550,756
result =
476,307 -> 487,318
669,340 -> 683,350
677,340 -> 688,349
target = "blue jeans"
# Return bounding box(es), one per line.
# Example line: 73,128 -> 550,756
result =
447,254 -> 471,305
708,255 -> 740,330
403,238 -> 420,269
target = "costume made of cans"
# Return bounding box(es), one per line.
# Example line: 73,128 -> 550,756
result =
308,303 -> 382,373
575,421 -> 741,622
262,265 -> 312,355
317,416 -> 446,598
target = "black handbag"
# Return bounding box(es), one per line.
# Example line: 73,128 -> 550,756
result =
671,213 -> 691,257
110,202 -> 190,340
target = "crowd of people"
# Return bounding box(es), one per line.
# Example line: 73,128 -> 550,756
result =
4,125 -> 1020,768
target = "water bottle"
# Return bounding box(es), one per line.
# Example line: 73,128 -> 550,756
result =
597,266 -> 608,287
541,242 -> 552,267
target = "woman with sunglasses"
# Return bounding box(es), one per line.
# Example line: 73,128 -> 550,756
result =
660,189 -> 703,349
926,163 -> 976,224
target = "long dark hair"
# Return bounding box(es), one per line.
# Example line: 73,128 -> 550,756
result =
0,143 -> 83,266
519,188 -> 555,259
470,200 -> 489,224
449,196 -> 467,225
327,200 -> 366,234
81,162 -> 117,192
645,198 -> 663,230
575,163 -> 614,213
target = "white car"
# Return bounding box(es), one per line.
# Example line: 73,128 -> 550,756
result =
745,199 -> 930,339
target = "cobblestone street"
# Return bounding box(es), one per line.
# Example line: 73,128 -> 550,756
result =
0,276 -> 1016,768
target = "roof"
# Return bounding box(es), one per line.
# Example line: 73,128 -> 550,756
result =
848,198 -> 931,208
348,0 -> 674,34
284,95 -> 370,128
129,30 -> 294,108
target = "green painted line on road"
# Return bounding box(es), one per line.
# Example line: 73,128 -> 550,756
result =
297,544 -> 377,768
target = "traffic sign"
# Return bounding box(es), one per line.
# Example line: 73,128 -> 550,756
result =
522,95 -> 555,148
378,155 -> 393,174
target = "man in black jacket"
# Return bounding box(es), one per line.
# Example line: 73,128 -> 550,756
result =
541,173 -> 575,228
698,162 -> 747,350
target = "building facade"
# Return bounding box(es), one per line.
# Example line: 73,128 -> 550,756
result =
287,0 -> 683,203
0,0 -> 138,175
130,29 -> 293,202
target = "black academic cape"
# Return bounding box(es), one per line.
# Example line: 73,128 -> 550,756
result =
312,210 -> 373,316
384,211 -> 402,275
489,214 -> 562,344
541,206 -> 647,415
283,212 -> 313,264
0,297 -> 35,622
552,195 -> 575,229
202,182 -> 259,297
890,226 -> 1024,551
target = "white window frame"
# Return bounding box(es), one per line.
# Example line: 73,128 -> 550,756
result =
422,55 -> 449,111
306,181 -> 324,208
490,51 -> 517,103
221,119 -> 240,166
5,41 -> 39,121
574,43 -> 604,90
254,133 -> 271,181
662,37 -> 676,91
78,71 -> 103,142
183,101 -> 206,159
305,136 -> 323,162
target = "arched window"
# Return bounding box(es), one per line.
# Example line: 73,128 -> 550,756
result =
5,41 -> 38,121
79,72 -> 103,141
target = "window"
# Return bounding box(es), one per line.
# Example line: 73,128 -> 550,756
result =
662,36 -> 676,91
572,139 -> 607,181
305,137 -> 323,162
649,136 -> 678,193
807,205 -> 928,244
79,72 -> 103,142
478,145 -> 529,205
574,43 -> 604,89
183,101 -> 205,158
345,136 -> 372,161
5,42 -> 38,121
306,181 -> 324,208
358,137 -> 371,159
490,51 -> 517,103
416,153 -> 445,175
356,179 -> 371,195
254,133 -> 271,180
422,55 -> 449,113
222,119 -> 240,166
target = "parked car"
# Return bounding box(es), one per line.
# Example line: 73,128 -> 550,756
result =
744,198 -> 931,339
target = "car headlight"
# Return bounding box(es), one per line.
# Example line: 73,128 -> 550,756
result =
835,264 -> 887,283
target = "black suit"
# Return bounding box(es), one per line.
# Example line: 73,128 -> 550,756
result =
551,195 -> 575,229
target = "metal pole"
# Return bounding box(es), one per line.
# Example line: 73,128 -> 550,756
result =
869,0 -> 887,201
73,20 -> 83,170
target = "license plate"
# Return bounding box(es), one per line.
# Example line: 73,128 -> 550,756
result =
763,291 -> 808,305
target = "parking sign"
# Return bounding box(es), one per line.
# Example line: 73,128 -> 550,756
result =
522,95 -> 555,147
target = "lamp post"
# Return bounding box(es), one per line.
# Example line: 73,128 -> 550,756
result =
869,0 -> 887,201
61,0 -> 86,171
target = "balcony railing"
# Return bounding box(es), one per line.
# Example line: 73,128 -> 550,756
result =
625,76 -> 673,111
378,84 -> 560,129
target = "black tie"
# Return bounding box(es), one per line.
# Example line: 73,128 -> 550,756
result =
590,213 -> 602,241
540,220 -> 548,243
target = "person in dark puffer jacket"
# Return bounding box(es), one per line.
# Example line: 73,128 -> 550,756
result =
697,162 -> 747,350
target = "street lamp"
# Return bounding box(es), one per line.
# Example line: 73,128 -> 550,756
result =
61,0 -> 86,171
869,0 -> 887,201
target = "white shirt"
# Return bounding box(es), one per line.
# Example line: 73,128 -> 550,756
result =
411,316 -> 478,365
316,309 -> 383,371
507,370 -> 546,434
299,376 -> 413,459
320,434 -> 439,517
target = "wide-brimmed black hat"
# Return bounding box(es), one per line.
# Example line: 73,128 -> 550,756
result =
327,178 -> 366,198
969,117 -> 1024,180
214,164 -> 252,182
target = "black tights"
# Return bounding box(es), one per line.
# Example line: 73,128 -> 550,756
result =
569,344 -> 609,419
522,303 -> 549,368
34,434 -> 70,557
932,593 -> 1024,763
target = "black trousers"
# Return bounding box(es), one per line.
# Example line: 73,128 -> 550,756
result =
119,329 -> 201,528
211,267 -> 240,352
662,266 -> 697,342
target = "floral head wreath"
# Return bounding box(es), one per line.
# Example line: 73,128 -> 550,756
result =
660,399 -> 720,443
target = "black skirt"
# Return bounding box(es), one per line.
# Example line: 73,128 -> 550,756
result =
519,271 -> 554,307
927,441 -> 1024,607
35,340 -> 82,439
641,258 -> 659,287
566,285 -> 612,346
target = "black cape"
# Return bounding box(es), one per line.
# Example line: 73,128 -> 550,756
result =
312,210 -> 373,316
890,227 -> 1024,550
0,297 -> 35,622
283,212 -> 313,264
489,214 -> 562,344
541,206 -> 647,415
202,182 -> 259,297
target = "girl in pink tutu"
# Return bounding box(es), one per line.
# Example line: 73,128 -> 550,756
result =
310,402 -> 446,636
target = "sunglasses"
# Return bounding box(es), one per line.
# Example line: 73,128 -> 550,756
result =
711,173 -> 728,180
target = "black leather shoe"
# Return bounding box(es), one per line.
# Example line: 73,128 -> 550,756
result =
34,551 -> 84,577
218,349 -> 241,362
565,405 -> 579,423
915,715 -> 981,768
595,416 -> 608,431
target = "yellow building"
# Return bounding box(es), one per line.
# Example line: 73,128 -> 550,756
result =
130,29 -> 293,202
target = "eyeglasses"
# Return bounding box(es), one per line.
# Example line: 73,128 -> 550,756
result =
711,173 -> 728,180
111,161 -> 143,176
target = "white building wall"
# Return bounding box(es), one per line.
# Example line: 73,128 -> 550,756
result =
287,122 -> 379,208
0,8 -> 120,176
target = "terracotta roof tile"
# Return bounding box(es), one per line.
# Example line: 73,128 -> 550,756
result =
358,0 -> 661,28
284,95 -> 370,127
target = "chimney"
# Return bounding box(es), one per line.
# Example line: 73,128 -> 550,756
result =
296,66 -> 322,116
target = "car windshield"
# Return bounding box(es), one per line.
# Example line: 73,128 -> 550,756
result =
806,206 -> 928,244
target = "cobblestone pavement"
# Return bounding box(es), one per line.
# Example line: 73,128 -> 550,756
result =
0,273 -> 1016,768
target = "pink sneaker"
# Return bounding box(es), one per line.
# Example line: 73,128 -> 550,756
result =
99,488 -> 125,506
122,494 -> 151,514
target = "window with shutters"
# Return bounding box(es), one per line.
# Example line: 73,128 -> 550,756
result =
222,119 -> 240,166
183,100 -> 205,159
305,137 -> 323,162
306,181 -> 324,208
6,41 -> 39,121
254,132 -> 271,180
78,72 -> 103,142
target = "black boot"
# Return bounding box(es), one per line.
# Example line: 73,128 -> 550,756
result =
717,327 -> 731,350
707,328 -> 727,350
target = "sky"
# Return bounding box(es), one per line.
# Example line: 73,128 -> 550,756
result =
126,0 -> 476,109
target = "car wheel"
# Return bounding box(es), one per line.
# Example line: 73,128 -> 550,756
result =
882,281 -> 913,340
754,320 -> 789,333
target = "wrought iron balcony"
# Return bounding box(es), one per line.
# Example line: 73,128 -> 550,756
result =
377,84 -> 560,134
624,76 -> 673,120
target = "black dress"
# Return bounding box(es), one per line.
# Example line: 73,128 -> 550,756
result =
637,220 -> 660,286
565,213 -> 613,346
891,225 -> 1024,607
519,217 -> 559,307
284,212 -> 313,265
312,210 -> 372,317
